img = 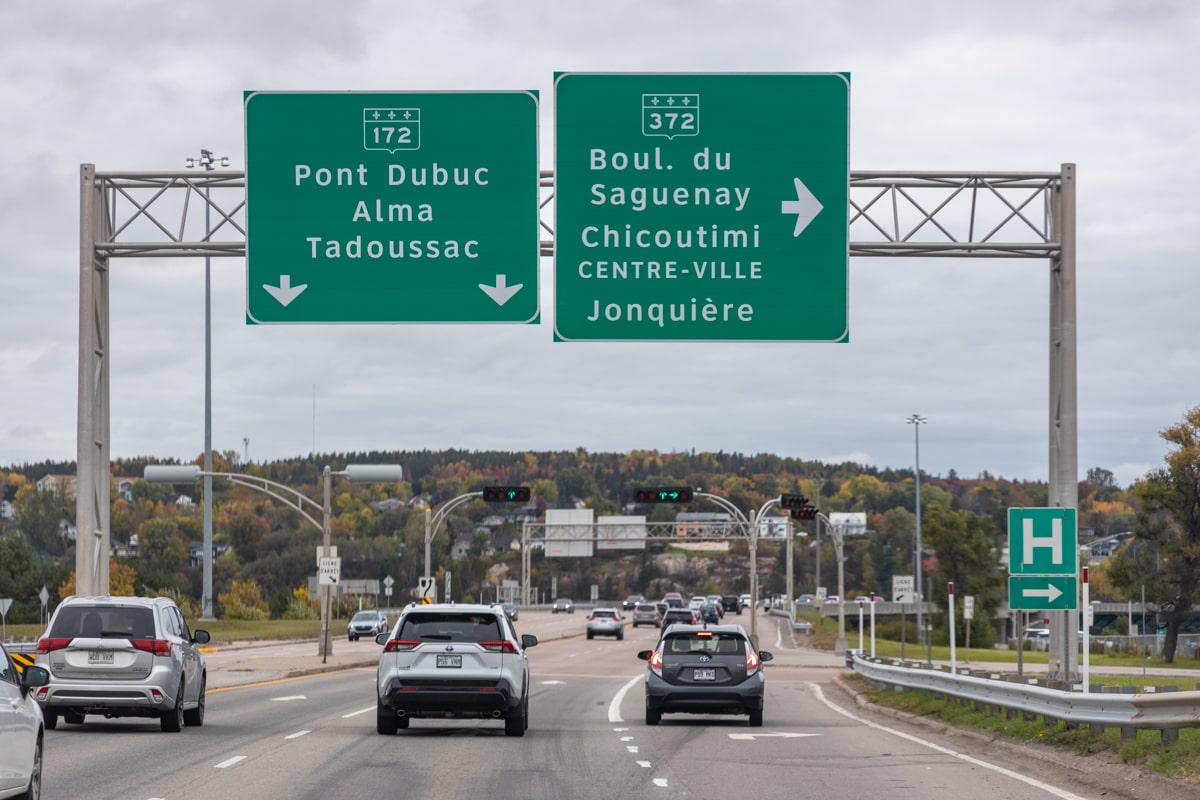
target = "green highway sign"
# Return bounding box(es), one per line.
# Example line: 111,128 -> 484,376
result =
552,72 -> 850,342
244,91 -> 539,324
1007,507 -> 1077,576
1008,576 -> 1078,610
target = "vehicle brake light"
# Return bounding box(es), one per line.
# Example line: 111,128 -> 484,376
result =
648,649 -> 663,677
131,639 -> 173,656
746,649 -> 761,674
384,639 -> 419,652
37,637 -> 71,654
479,641 -> 517,654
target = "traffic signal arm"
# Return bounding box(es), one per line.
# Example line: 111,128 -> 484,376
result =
634,487 -> 694,503
482,486 -> 532,502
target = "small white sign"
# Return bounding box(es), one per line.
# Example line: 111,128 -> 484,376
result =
318,557 -> 341,586
964,595 -> 975,620
892,575 -> 915,604
0,598 -> 12,616
315,546 -> 337,565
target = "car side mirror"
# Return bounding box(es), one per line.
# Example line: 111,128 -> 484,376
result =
192,629 -> 211,645
636,650 -> 653,661
376,633 -> 390,646
521,633 -> 539,649
21,665 -> 50,693
758,651 -> 774,662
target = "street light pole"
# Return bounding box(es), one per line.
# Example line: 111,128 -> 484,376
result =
185,148 -> 229,621
907,413 -> 929,663
143,463 -> 401,660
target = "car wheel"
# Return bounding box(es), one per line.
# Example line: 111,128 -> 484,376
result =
64,710 -> 85,725
617,630 -> 624,640
377,701 -> 400,735
161,682 -> 185,732
645,706 -> 661,726
586,631 -> 594,640
43,710 -> 58,731
504,696 -> 527,737
184,675 -> 206,727
748,708 -> 763,727
17,733 -> 41,800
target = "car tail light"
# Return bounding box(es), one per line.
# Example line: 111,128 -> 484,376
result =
586,615 -> 595,621
384,639 -> 419,652
131,639 -> 174,656
746,649 -> 761,675
479,641 -> 517,654
648,649 -> 663,677
37,637 -> 71,654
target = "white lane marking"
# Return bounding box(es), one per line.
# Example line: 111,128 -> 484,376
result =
620,736 -> 634,742
285,730 -> 310,739
342,705 -> 376,718
540,680 -> 567,685
214,756 -> 247,769
627,745 -> 639,753
728,732 -> 821,741
810,683 -> 1091,800
636,761 -> 652,768
613,726 -> 629,732
271,695 -> 307,702
653,778 -> 669,787
608,675 -> 642,723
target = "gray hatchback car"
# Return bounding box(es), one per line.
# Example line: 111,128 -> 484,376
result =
637,623 -> 772,727
34,595 -> 210,732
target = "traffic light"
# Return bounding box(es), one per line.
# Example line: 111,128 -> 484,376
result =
779,493 -> 809,509
634,487 -> 694,503
481,486 -> 532,502
790,504 -> 819,520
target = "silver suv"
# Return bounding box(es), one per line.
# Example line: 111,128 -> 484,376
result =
348,609 -> 389,641
34,596 -> 210,732
376,603 -> 537,737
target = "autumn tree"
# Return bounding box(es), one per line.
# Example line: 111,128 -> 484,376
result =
1106,406 -> 1200,662
921,503 -> 1005,645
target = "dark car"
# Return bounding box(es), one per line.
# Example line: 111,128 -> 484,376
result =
623,594 -> 645,611
660,607 -> 698,629
552,598 -> 574,614
637,623 -> 773,727
720,595 -> 742,615
698,603 -> 722,624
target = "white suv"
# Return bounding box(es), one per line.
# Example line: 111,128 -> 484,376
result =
34,595 -> 210,732
375,603 -> 538,737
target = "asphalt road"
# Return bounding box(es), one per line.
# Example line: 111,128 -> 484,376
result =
34,609 -> 1170,800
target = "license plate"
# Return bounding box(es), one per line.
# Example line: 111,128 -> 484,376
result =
436,654 -> 462,668
693,668 -> 715,681
88,650 -> 114,665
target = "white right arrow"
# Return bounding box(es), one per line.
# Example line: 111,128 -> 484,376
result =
781,178 -> 824,237
1024,584 -> 1063,603
263,275 -> 308,307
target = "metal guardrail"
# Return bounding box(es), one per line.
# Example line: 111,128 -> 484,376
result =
849,652 -> 1200,741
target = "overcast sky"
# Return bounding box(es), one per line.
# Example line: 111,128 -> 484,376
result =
2,1 -> 1196,488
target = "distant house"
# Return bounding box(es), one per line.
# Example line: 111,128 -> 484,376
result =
370,498 -> 404,512
174,494 -> 196,509
0,499 -> 15,520
58,518 -> 77,542
115,478 -> 135,502
37,474 -> 78,498
450,534 -> 474,560
756,509 -> 790,539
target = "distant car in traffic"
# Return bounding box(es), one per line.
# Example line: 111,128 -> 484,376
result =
660,607 -> 699,630
623,594 -> 645,610
501,602 -> 519,622
698,603 -> 722,624
720,594 -> 742,615
586,608 -> 625,640
552,598 -> 574,614
631,602 -> 663,628
348,609 -> 390,641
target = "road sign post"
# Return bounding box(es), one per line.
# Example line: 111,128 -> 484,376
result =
553,72 -> 850,342
244,91 -> 540,323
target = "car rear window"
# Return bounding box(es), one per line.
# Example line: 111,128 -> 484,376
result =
398,612 -> 502,643
664,632 -> 745,654
51,605 -> 157,639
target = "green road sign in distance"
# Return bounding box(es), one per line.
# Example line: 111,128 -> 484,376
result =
1007,507 -> 1078,575
1008,576 -> 1078,610
244,91 -> 539,324
553,72 -> 849,342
